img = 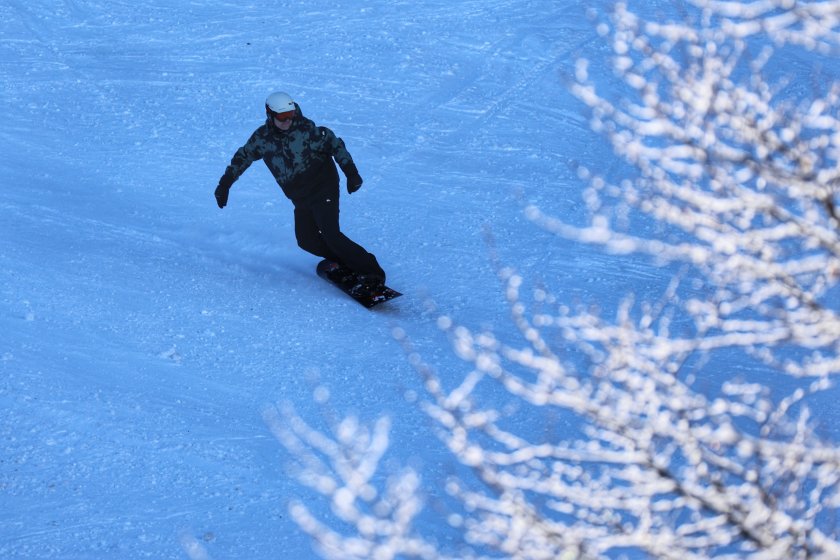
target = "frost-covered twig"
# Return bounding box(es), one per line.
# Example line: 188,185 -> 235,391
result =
263,403 -> 447,560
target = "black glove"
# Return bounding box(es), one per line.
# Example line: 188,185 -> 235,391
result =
342,162 -> 363,194
347,172 -> 363,194
215,174 -> 233,208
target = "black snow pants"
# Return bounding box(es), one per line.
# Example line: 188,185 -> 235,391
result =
294,195 -> 386,281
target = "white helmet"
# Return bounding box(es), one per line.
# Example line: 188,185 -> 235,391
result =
265,91 -> 296,118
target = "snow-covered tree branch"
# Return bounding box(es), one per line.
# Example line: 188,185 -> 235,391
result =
565,0 -> 840,380
262,402 -> 447,560
271,2 -> 840,558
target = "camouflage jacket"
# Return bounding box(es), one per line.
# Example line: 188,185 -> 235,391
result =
222,104 -> 357,205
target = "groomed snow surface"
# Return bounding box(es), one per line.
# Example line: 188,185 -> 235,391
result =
3,1 -> 834,559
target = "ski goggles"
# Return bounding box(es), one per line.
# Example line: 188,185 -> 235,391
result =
269,109 -> 295,121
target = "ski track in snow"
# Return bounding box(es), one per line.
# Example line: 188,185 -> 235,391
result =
3,1 -> 837,558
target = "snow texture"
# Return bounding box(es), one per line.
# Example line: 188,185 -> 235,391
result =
1,1 -> 837,559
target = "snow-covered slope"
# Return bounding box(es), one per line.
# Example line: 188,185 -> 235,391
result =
6,1 -> 830,559
0,2 -> 613,557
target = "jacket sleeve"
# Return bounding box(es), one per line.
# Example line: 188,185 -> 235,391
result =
222,129 -> 264,183
317,126 -> 355,172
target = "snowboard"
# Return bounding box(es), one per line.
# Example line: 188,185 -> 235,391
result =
316,259 -> 402,308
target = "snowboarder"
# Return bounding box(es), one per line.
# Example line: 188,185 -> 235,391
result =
214,91 -> 386,287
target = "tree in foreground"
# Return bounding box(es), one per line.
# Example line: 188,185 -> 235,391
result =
265,2 -> 840,558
